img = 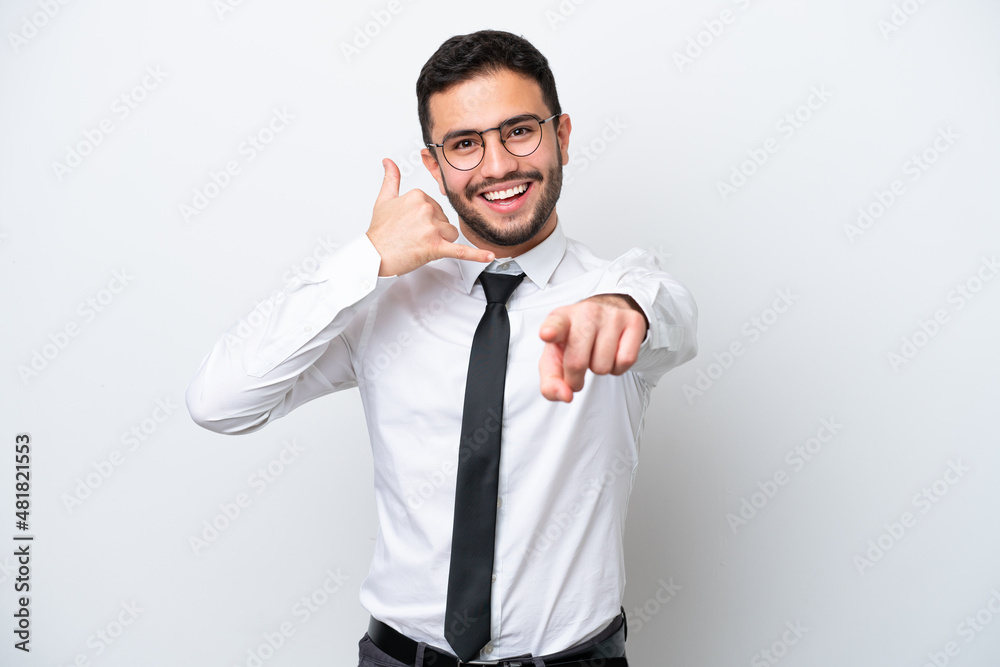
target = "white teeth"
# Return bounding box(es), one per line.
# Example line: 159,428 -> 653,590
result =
483,183 -> 528,201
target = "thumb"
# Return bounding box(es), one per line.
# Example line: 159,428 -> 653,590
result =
375,158 -> 401,204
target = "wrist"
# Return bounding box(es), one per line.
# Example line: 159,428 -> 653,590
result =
365,230 -> 393,277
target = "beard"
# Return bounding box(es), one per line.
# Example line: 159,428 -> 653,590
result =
442,161 -> 563,248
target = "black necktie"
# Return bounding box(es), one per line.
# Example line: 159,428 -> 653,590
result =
445,270 -> 525,661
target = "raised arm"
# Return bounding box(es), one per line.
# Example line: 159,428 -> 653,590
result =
185,233 -> 391,434
186,158 -> 495,433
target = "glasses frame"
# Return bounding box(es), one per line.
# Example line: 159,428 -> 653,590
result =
426,113 -> 560,171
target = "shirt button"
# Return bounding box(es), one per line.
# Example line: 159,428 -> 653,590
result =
496,497 -> 502,508
361,279 -> 371,290
304,325 -> 312,333
491,574 -> 496,582
498,262 -> 510,270
484,644 -> 493,654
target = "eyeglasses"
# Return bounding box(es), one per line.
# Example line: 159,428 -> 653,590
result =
427,113 -> 559,171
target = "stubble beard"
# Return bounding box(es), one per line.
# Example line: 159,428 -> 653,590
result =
442,162 -> 563,248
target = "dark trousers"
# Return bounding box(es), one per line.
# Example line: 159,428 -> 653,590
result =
356,614 -> 627,666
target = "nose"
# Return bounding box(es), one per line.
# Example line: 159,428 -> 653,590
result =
477,128 -> 520,180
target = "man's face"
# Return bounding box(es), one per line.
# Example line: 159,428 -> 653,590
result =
421,69 -> 571,254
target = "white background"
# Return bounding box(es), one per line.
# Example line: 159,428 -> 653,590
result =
2,1 -> 999,665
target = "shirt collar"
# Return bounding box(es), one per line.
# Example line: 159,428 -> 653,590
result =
454,222 -> 567,294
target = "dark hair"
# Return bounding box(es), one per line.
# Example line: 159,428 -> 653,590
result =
416,30 -> 561,149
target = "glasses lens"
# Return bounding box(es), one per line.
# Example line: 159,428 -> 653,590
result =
500,116 -> 543,157
440,116 -> 546,170
442,132 -> 484,170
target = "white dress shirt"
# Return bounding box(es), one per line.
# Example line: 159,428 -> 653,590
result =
186,221 -> 697,660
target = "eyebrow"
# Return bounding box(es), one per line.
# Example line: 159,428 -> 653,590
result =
440,113 -> 540,142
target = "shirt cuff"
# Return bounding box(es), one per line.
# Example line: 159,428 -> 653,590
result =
590,248 -> 687,352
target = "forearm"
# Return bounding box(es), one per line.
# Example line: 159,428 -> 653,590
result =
185,234 -> 395,434
590,248 -> 698,381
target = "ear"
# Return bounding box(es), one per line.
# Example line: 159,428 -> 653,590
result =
421,148 -> 447,196
555,114 -> 572,166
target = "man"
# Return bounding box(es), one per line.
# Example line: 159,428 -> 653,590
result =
187,30 -> 697,666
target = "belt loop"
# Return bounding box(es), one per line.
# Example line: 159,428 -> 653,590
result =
414,641 -> 426,667
620,606 -> 628,643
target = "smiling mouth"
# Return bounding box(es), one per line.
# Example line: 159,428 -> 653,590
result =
478,182 -> 534,213
482,182 -> 529,201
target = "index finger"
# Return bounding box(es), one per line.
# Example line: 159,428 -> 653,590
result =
432,239 -> 495,264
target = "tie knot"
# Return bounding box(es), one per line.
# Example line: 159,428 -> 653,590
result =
479,271 -> 525,305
